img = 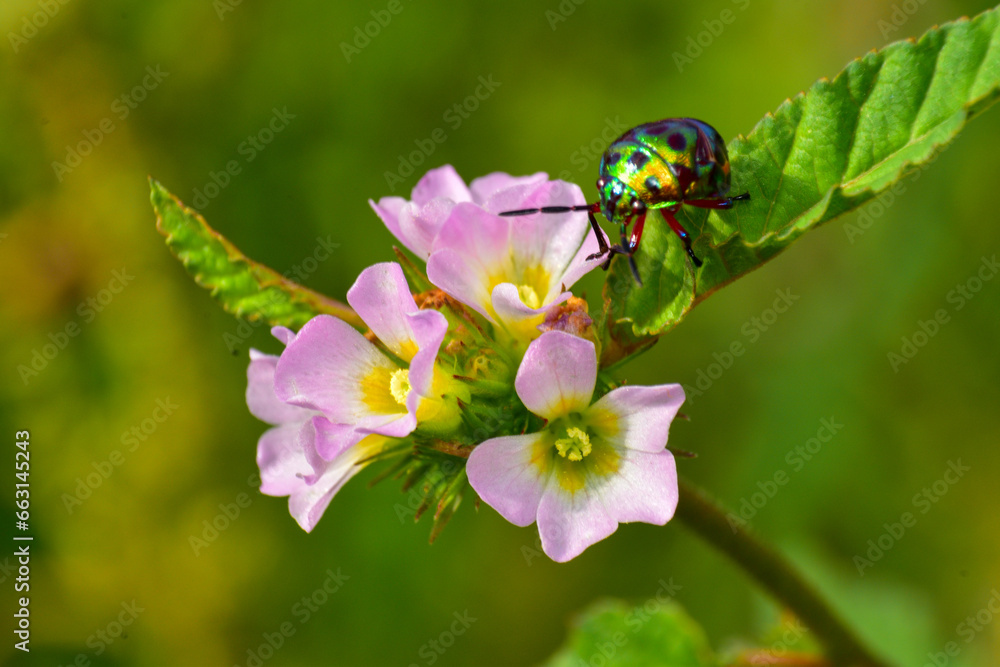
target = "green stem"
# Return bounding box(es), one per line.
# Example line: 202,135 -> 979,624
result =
675,477 -> 887,667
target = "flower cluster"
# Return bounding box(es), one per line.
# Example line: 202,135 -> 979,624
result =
248,166 -> 685,561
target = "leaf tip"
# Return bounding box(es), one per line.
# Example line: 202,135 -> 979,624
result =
148,176 -> 169,200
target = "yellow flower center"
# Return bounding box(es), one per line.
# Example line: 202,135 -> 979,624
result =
554,426 -> 592,461
517,284 -> 542,309
536,418 -> 621,494
389,368 -> 411,406
361,367 -> 407,415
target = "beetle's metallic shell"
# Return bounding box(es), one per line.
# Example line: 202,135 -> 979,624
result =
597,118 -> 732,219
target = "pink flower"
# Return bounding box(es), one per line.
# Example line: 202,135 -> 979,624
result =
466,331 -> 684,562
426,197 -> 604,344
250,262 -> 459,531
370,165 -> 551,260
248,329 -> 388,532
273,262 -> 450,457
373,165 -> 605,343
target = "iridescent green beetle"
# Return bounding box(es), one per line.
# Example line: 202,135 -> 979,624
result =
501,118 -> 750,285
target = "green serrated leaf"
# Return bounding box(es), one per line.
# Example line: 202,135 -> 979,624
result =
150,177 -> 362,330
603,6 -> 1000,363
543,599 -> 717,667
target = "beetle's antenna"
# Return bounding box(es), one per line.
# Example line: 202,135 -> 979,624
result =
498,204 -> 596,217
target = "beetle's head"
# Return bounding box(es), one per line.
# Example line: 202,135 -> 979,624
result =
597,176 -> 644,223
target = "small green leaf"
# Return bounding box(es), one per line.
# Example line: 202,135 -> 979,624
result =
543,599 -> 717,667
150,178 -> 362,330
603,5 -> 1000,362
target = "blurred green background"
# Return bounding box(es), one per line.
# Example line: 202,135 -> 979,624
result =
2,0 -> 999,664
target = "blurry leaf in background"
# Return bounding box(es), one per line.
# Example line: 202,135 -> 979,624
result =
543,598 -> 718,667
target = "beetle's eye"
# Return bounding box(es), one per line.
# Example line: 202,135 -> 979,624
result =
632,200 -> 643,212
596,177 -> 607,189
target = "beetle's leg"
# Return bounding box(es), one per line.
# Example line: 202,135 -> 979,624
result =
661,209 -> 703,268
596,214 -> 646,284
584,204 -> 612,262
607,224 -> 638,280
626,211 -> 647,253
685,192 -> 751,209
668,192 -> 750,264
593,219 -> 624,268
622,212 -> 646,285
601,221 -> 629,271
594,214 -> 630,269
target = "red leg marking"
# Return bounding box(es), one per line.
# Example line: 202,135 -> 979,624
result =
627,212 -> 647,253
661,209 -> 702,267
661,209 -> 691,242
685,192 -> 751,210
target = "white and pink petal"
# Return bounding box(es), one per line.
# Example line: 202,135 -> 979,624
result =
246,350 -> 314,426
535,479 -> 620,563
470,171 -> 549,210
514,331 -> 596,420
490,283 -> 571,340
368,197 -> 410,251
346,262 -> 429,362
396,199 -> 454,259
313,406 -> 416,461
370,167 -> 475,259
256,422 -> 314,497
426,204 -> 514,319
590,447 -> 678,526
466,433 -> 551,528
273,314 -> 397,422
405,308 -> 449,398
287,451 -> 362,532
410,164 -> 472,207
588,384 -> 685,454
271,325 -> 296,347
308,415 -> 366,463
285,423 -> 387,533
504,181 -> 589,274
